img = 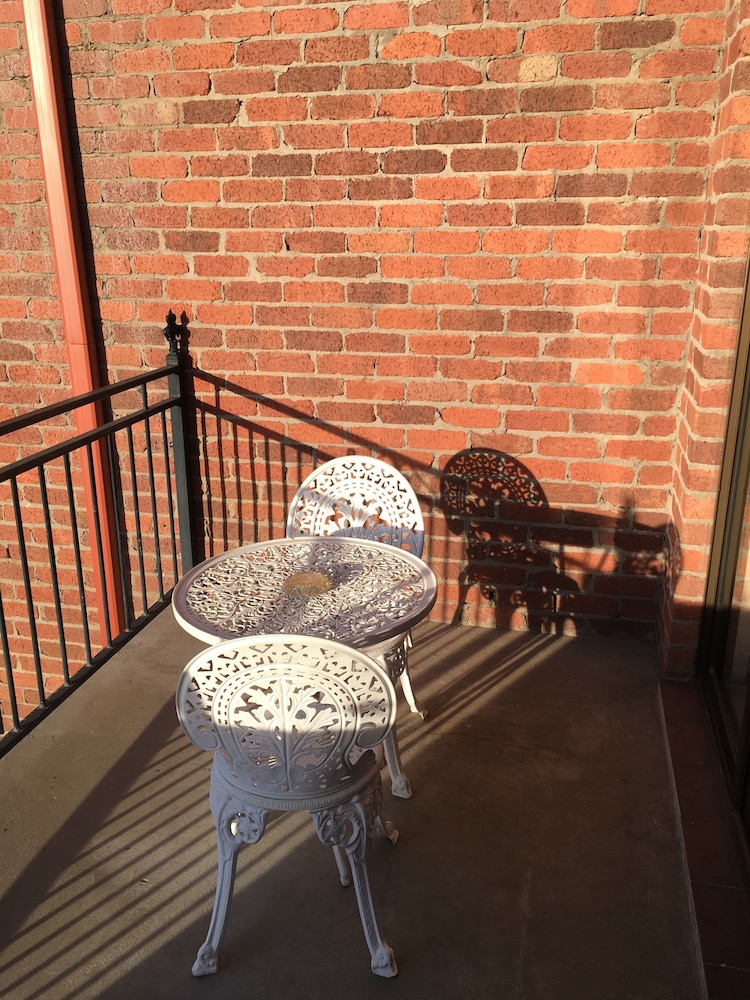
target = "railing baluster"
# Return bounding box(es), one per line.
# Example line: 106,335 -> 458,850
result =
38,463 -> 70,685
142,403 -> 164,599
10,477 -> 46,705
248,425 -> 260,544
63,452 -> 93,666
160,409 -> 179,586
126,424 -> 148,616
85,442 -> 113,647
0,587 -> 20,732
107,432 -> 132,631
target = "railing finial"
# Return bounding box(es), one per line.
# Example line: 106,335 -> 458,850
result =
164,310 -> 190,357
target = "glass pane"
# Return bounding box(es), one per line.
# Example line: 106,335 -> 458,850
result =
721,489 -> 750,741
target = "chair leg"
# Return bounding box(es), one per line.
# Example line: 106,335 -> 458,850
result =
399,663 -> 428,720
382,637 -> 428,720
193,825 -> 240,977
348,849 -> 398,978
313,788 -> 397,979
383,728 -> 412,799
333,845 -> 351,886
193,780 -> 268,977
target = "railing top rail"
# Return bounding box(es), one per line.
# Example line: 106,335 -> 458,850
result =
0,397 -> 174,483
0,366 -> 173,438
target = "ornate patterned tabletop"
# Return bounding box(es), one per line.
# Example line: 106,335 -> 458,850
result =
172,536 -> 438,647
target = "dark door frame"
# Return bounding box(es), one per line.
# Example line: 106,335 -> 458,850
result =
697,247 -> 750,863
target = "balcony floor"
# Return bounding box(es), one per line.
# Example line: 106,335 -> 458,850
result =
0,611 -> 706,1000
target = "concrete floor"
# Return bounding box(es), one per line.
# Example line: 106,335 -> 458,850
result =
0,611 -> 706,1000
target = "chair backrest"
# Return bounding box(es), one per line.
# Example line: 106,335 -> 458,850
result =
176,635 -> 396,805
286,456 -> 424,556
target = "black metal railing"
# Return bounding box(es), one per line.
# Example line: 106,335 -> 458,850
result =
0,331 -> 194,755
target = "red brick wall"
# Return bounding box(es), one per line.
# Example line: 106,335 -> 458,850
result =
2,0 -> 749,672
661,0 -> 750,671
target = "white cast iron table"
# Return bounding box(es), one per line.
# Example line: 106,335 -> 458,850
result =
172,535 -> 438,650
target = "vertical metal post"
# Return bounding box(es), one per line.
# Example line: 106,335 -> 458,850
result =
165,312 -> 199,574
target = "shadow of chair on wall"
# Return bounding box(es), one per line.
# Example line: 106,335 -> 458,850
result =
439,448 -> 676,639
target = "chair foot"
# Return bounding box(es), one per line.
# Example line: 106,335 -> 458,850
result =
374,816 -> 399,846
390,773 -> 412,799
192,944 -> 218,977
371,943 -> 398,978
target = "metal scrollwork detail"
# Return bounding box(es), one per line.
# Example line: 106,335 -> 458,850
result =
177,639 -> 395,798
288,456 -> 424,556
182,538 -> 427,644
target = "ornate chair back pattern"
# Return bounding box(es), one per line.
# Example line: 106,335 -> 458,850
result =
286,456 -> 424,557
177,637 -> 396,808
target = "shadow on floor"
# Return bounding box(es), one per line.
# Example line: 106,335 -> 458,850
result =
0,612 -> 705,1000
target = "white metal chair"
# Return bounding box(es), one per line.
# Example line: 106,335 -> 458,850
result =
176,635 -> 399,979
286,456 -> 428,778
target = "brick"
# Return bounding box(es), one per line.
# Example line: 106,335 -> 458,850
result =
560,113 -> 632,140
446,203 -> 513,227
636,111 -> 713,138
218,125 -> 279,151
380,31 -> 443,60
446,28 -> 518,57
305,36 -> 369,63
346,64 -> 412,90
414,230 -> 479,254
487,116 -> 557,143
129,155 -> 187,179
523,25 -> 596,53
287,179 -> 346,202
349,122 -> 414,148
223,179 -> 283,202
556,172 -> 628,197
415,61 -> 483,87
350,176 -> 413,200
273,7 -> 339,34
312,94 -> 376,120
381,253 -> 445,276
520,85 -> 593,113
640,50 -> 718,79
182,98 -> 240,125
381,149 -> 447,174
522,145 -> 594,171
562,52 -> 632,78
146,13 -> 204,40
313,204 -> 376,228
451,148 -> 518,172
252,153 -> 312,177
173,43 -> 234,71
447,89 -> 516,116
213,69 -> 275,96
283,125 -> 345,150
416,175 -> 481,200
483,231 -> 549,254
278,65 -> 341,94
245,97 -> 308,122
161,178 -> 219,203
209,12 -> 271,38
237,40 -> 300,66
600,19 -> 676,49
